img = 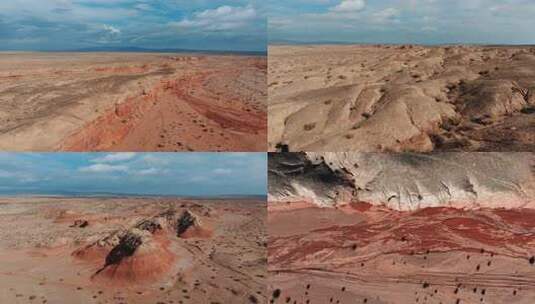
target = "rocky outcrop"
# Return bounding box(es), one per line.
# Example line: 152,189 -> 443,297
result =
269,152 -> 535,210
268,152 -> 355,207
268,45 -> 535,152
69,219 -> 89,228
176,210 -> 198,237
133,208 -> 208,238
99,230 -> 144,272
73,211 -> 181,284
72,207 -> 214,284
174,210 -> 212,238
135,217 -> 164,233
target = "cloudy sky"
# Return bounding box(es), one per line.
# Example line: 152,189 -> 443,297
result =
0,0 -> 266,52
269,0 -> 535,45
0,153 -> 266,196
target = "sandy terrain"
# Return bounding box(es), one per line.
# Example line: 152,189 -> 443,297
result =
0,52 -> 266,151
268,45 -> 535,152
268,152 -> 535,304
0,197 -> 267,304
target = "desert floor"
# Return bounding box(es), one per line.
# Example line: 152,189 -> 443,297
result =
0,52 -> 266,151
0,197 -> 267,304
268,45 -> 535,152
267,152 -> 535,304
268,202 -> 535,304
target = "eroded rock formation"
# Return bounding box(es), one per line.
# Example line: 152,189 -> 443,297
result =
269,152 -> 535,210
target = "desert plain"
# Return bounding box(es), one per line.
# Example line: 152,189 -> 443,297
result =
268,152 -> 535,304
269,45 -> 535,152
0,52 -> 267,151
0,196 -> 267,304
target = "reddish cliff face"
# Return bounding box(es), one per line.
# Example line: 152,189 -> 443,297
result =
268,152 -> 535,304
0,53 -> 266,151
61,56 -> 267,152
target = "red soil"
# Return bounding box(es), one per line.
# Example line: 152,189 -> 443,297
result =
175,72 -> 266,134
93,236 -> 175,285
74,233 -> 175,285
59,82 -> 167,151
93,65 -> 149,74
178,226 -> 213,239
269,203 -> 535,266
72,243 -> 108,263
348,201 -> 373,212
494,208 -> 535,229
267,200 -> 317,212
60,61 -> 266,152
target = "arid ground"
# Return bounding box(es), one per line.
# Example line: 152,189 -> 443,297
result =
0,197 -> 267,304
0,52 -> 266,151
268,45 -> 535,152
268,152 -> 535,304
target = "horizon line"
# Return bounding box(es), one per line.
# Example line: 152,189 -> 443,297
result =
0,46 -> 267,55
268,41 -> 535,47
0,193 -> 267,198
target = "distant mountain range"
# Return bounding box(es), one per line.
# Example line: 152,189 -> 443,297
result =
61,46 -> 266,56
0,189 -> 266,200
269,40 -> 535,47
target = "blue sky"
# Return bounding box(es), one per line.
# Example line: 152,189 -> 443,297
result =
269,0 -> 535,45
0,153 -> 266,196
0,0 -> 266,52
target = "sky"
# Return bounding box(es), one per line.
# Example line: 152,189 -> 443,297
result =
0,0 -> 266,52
0,153 -> 266,196
269,0 -> 535,45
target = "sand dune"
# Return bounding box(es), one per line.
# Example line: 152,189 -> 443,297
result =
0,197 -> 267,304
0,52 -> 267,151
268,152 -> 535,304
268,45 -> 535,152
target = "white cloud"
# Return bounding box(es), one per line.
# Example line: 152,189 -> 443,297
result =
0,0 -> 264,52
134,3 -> 152,11
330,0 -> 366,13
0,170 -> 15,178
136,168 -> 161,176
79,163 -> 129,173
171,5 -> 257,31
0,169 -> 40,183
19,176 -> 41,183
0,0 -> 138,22
213,168 -> 232,175
372,7 -> 399,23
421,25 -> 437,32
140,154 -> 170,166
91,153 -> 136,163
102,24 -> 121,35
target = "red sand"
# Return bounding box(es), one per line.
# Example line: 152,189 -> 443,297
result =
60,57 -> 266,152
0,53 -> 266,151
268,202 -> 535,303
91,235 -> 176,285
0,197 -> 267,304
